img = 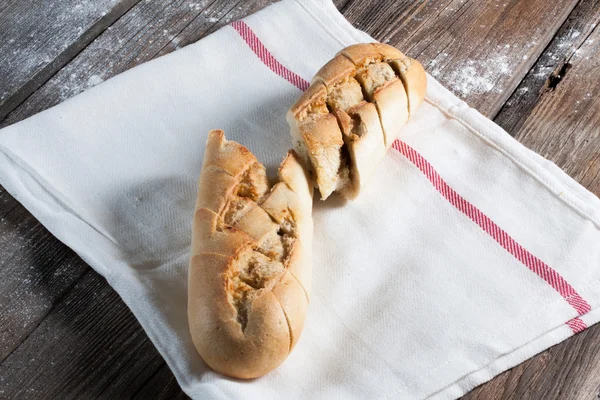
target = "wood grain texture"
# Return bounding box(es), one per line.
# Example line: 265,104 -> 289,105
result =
464,0 -> 600,398
1,0 -> 599,398
0,0 -> 141,121
341,0 -> 580,117
132,363 -> 189,400
1,0 -> 276,128
0,186 -> 88,363
463,323 -> 600,400
0,271 -> 177,399
0,0 -> 578,126
513,9 -> 600,195
495,0 -> 600,131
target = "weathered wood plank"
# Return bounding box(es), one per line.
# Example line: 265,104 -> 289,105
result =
343,0 -> 580,117
494,0 -> 600,131
0,187 -> 89,363
463,323 -> 600,399
132,363 -> 190,400
463,1 -> 600,398
511,14 -> 600,195
2,0 -> 579,126
0,271 -> 174,399
0,0 -> 141,121
1,0 -> 276,128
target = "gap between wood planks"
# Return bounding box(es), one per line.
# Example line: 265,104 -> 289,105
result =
0,0 -> 276,128
340,0 -> 582,117
0,265 -> 86,365
0,0 -> 142,122
0,269 -> 170,399
494,0 -> 600,133
463,1 -> 600,398
0,0 -> 581,127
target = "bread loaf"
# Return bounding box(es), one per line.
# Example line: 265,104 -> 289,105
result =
287,42 -> 426,199
188,130 -> 313,379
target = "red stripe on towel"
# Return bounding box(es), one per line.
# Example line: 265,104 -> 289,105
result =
231,20 -> 310,91
566,317 -> 587,334
392,140 -> 592,321
231,19 -> 590,334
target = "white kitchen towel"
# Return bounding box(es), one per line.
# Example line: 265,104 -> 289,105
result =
1,0 -> 599,398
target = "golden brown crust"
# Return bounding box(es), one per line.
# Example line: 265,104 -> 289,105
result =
337,101 -> 387,198
196,166 -> 237,215
202,130 -> 258,177
272,270 -> 309,349
287,43 -> 427,199
371,42 -> 405,61
288,82 -> 328,122
283,237 -> 312,299
338,43 -> 382,66
197,131 -> 270,215
388,58 -> 427,114
290,112 -> 349,200
191,208 -> 254,257
189,131 -> 313,379
188,253 -> 290,379
372,79 -> 409,147
312,55 -> 356,88
278,150 -> 314,206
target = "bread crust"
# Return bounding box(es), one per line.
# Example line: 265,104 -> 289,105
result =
372,79 -> 409,147
336,101 -> 386,199
312,55 -> 356,88
189,253 -> 291,379
287,83 -> 349,200
189,131 -> 313,379
288,43 -> 426,199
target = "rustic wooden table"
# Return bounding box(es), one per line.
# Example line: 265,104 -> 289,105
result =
1,0 -> 599,398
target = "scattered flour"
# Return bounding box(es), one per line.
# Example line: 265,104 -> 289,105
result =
2,0 -> 119,103
432,55 -> 512,97
556,29 -> 580,50
87,75 -> 104,87
534,66 -> 554,79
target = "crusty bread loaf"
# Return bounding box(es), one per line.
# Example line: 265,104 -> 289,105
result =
188,130 -> 313,379
287,42 -> 427,200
